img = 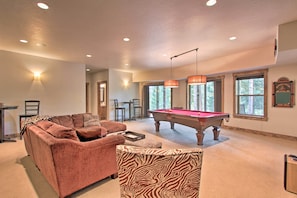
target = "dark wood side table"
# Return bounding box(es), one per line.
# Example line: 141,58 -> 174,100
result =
0,105 -> 18,143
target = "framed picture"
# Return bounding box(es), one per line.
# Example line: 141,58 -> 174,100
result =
272,77 -> 295,107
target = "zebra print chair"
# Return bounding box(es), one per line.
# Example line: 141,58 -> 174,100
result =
116,145 -> 203,198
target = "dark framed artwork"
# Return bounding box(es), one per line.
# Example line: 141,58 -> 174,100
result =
272,77 -> 295,107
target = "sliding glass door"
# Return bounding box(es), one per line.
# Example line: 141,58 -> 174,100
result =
148,85 -> 172,110
143,84 -> 172,117
189,78 -> 222,112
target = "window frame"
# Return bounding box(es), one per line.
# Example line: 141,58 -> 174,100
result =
233,69 -> 268,121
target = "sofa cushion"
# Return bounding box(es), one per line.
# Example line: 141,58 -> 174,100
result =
36,120 -> 79,141
83,114 -> 100,127
76,126 -> 107,141
72,113 -> 89,128
100,120 -> 127,133
51,115 -> 75,128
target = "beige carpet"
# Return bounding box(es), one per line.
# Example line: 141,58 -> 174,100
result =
1,118 -> 297,198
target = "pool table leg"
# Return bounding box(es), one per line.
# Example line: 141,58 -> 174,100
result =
155,121 -> 160,132
170,122 -> 174,129
196,131 -> 204,145
213,127 -> 220,140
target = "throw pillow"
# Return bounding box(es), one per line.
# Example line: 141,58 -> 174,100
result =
83,114 -> 100,127
76,126 -> 107,141
72,113 -> 89,128
36,120 -> 79,141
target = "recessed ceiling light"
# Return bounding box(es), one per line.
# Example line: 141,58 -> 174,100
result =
36,43 -> 46,47
86,54 -> 92,58
37,2 -> 49,10
206,0 -> 217,6
123,38 -> 130,42
162,54 -> 167,57
229,36 -> 237,41
86,68 -> 91,72
20,39 -> 28,43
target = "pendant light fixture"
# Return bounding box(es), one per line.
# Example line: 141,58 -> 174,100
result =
164,57 -> 179,88
187,48 -> 207,85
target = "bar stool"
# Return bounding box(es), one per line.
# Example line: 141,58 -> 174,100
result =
132,99 -> 142,119
114,99 -> 125,122
19,100 -> 40,139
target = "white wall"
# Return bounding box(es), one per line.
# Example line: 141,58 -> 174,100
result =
108,70 -> 139,121
0,50 -> 86,134
88,69 -> 138,120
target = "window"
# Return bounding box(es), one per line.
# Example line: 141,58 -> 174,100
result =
189,77 -> 223,112
148,85 -> 172,110
233,70 -> 267,120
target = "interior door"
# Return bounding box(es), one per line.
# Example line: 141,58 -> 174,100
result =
97,81 -> 107,120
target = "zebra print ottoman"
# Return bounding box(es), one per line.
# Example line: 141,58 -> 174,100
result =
116,145 -> 203,198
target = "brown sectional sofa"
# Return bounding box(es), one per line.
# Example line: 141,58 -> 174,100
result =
23,113 -> 126,198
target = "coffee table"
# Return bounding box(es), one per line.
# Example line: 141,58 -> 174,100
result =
108,131 -> 162,148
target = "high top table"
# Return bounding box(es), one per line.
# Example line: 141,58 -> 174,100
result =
123,101 -> 133,120
0,105 -> 18,143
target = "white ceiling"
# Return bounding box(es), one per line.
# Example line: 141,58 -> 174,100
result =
1,0 -> 297,73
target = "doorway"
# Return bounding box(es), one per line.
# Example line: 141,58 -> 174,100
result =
97,81 -> 107,120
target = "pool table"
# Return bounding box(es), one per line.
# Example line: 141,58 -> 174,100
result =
149,109 -> 230,145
